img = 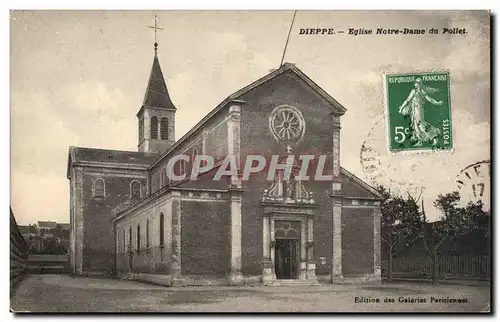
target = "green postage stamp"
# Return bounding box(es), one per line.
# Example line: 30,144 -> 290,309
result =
385,71 -> 452,152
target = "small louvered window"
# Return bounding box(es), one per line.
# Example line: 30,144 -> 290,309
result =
161,117 -> 168,140
151,117 -> 158,139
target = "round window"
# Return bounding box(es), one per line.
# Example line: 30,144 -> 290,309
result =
269,105 -> 306,143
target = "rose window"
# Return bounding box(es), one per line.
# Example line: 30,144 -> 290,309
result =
269,106 -> 305,142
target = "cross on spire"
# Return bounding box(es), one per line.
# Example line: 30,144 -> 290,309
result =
147,13 -> 164,54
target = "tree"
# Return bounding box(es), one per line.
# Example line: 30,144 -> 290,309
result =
421,191 -> 489,283
378,186 -> 424,280
465,200 -> 490,243
40,238 -> 67,255
51,224 -> 69,239
459,200 -> 490,275
28,224 -> 38,234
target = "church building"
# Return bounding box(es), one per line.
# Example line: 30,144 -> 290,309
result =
67,42 -> 383,286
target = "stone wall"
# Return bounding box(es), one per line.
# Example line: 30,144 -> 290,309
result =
10,209 -> 28,296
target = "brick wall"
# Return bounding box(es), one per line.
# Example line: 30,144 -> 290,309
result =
342,207 -> 375,275
237,70 -> 336,276
181,200 -> 230,276
80,170 -> 147,274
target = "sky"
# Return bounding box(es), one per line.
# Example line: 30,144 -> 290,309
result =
10,10 -> 490,225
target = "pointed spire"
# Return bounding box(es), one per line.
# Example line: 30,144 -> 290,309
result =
142,49 -> 176,110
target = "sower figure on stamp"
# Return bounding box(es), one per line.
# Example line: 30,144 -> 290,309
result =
398,78 -> 443,146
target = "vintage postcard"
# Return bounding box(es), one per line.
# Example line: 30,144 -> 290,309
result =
10,10 -> 491,313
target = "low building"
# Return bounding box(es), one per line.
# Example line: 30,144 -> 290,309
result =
37,221 -> 58,231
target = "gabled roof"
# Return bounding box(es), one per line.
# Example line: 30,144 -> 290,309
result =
230,63 -> 347,115
340,167 -> 384,199
149,62 -> 347,168
141,52 -> 176,111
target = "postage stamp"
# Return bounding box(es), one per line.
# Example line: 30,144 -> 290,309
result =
385,72 -> 453,152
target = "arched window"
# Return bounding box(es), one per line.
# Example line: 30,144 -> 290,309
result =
151,116 -> 158,139
160,117 -> 169,140
179,159 -> 186,177
118,230 -> 122,253
122,229 -> 126,252
137,223 -> 141,250
192,148 -> 198,163
93,178 -> 105,198
130,181 -> 141,199
155,174 -> 160,191
151,177 -> 156,193
117,230 -> 120,252
191,148 -> 199,174
139,118 -> 144,143
159,213 -> 165,246
160,169 -> 168,188
146,218 -> 150,248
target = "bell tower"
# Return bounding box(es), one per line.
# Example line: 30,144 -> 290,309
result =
137,21 -> 176,153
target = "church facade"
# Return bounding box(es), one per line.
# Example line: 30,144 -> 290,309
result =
67,45 -> 383,286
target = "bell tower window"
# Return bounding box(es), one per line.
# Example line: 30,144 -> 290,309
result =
139,118 -> 144,143
151,116 -> 158,139
161,117 -> 169,140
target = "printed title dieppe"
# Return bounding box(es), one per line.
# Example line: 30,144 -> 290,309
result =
298,28 -> 467,35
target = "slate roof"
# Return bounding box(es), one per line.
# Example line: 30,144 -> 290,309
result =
70,147 -> 159,166
142,52 -> 176,111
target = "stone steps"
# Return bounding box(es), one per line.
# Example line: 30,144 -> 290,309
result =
273,279 -> 319,286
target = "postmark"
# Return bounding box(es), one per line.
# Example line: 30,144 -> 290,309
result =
455,160 -> 491,207
360,115 -> 424,196
385,71 -> 453,152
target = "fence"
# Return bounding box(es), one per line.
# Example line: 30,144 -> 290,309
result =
28,254 -> 70,274
382,255 -> 490,280
10,209 -> 28,295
